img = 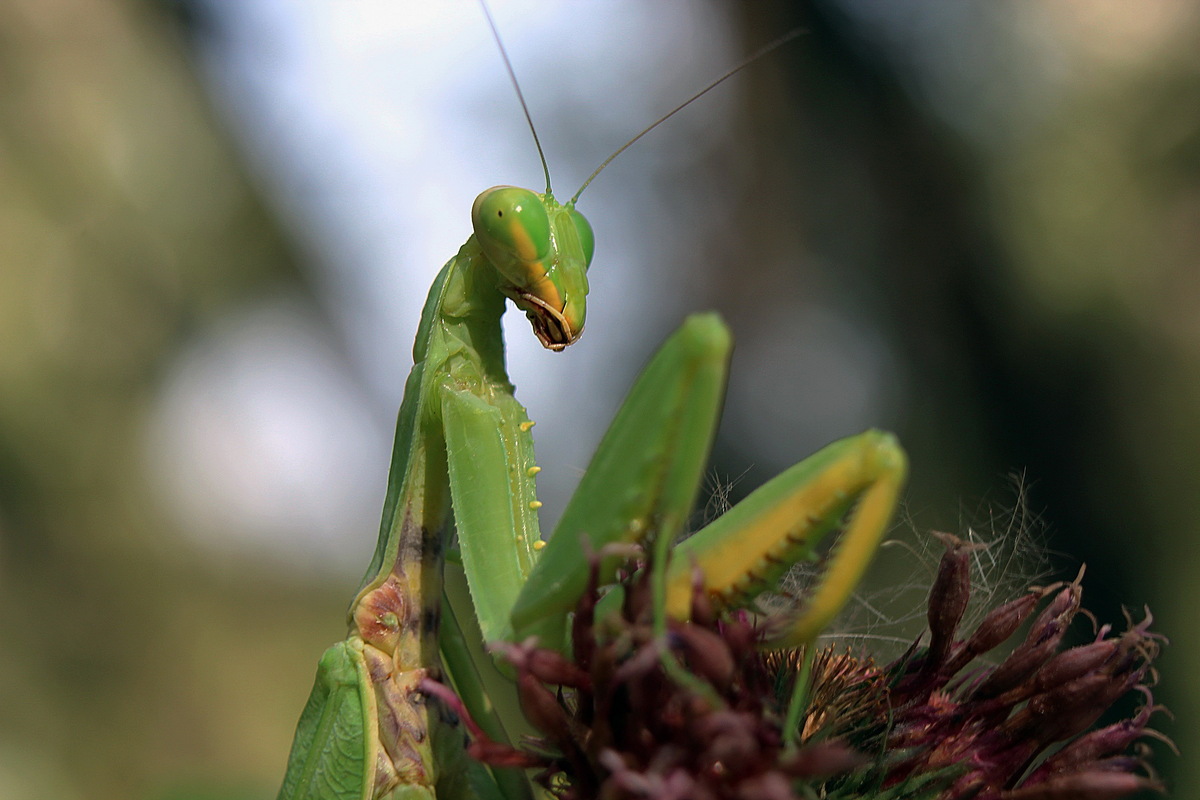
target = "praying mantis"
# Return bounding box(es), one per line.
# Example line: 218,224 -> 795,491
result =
275,8 -> 907,800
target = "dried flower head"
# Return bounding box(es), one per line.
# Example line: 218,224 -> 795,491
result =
860,533 -> 1169,800
452,535 -> 1168,800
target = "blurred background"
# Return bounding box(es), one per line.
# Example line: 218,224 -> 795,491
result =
1,0 -> 1195,797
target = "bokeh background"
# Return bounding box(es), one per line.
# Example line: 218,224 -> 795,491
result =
1,1 -> 1195,798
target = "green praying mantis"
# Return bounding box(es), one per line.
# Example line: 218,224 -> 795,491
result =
276,9 -> 907,800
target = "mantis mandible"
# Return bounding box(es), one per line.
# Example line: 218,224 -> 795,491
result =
275,9 -> 907,800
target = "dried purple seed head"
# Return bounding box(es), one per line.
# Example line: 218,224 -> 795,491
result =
462,540 -> 1167,800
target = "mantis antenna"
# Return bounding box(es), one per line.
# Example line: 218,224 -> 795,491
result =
481,0 -> 803,206
570,26 -> 806,205
479,0 -> 554,196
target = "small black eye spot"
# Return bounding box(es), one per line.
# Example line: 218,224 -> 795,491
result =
496,210 -> 504,217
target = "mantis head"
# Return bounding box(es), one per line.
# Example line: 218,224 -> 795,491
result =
472,186 -> 593,350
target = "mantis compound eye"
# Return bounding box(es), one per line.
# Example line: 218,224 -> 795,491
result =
472,185 -> 552,272
569,208 -> 595,268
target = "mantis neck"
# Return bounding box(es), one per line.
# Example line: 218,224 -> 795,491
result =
351,239 -> 518,648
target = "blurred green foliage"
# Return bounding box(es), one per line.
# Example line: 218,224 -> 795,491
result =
0,2 -> 332,798
0,1 -> 1195,798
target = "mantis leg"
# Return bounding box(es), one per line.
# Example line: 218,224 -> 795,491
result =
667,429 -> 908,648
276,637 -> 451,800
275,642 -> 376,800
508,313 -> 733,649
440,561 -> 536,800
438,383 -> 546,800
441,382 -> 542,646
503,313 -> 906,656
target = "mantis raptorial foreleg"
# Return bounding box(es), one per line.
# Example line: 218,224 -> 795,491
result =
669,429 -> 907,647
504,320 -> 908,653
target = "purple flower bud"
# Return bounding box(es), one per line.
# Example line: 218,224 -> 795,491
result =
611,638 -> 663,685
1028,695 -> 1160,781
525,647 -> 592,689
781,742 -> 868,778
1002,770 -> 1161,800
944,591 -> 1041,675
1010,664 -> 1145,747
571,551 -> 602,672
697,710 -> 761,773
1028,639 -> 1119,695
691,564 -> 718,628
925,532 -> 974,671
734,771 -> 793,800
671,621 -> 737,691
720,612 -> 760,657
467,740 -> 546,769
971,583 -> 1081,700
517,670 -> 575,744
